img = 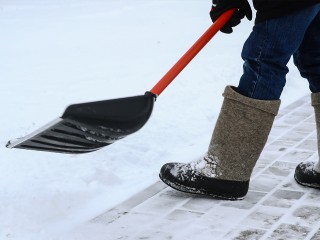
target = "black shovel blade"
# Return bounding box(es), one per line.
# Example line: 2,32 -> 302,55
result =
6,93 -> 156,154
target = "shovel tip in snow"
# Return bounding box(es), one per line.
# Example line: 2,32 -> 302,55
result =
6,93 -> 156,154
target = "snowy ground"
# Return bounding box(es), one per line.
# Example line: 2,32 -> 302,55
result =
0,1 -> 310,239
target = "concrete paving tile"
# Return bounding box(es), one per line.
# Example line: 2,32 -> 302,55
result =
268,124 -> 291,137
304,114 -> 316,122
224,226 -> 266,240
281,114 -> 309,125
266,223 -> 311,240
276,110 -> 290,119
152,209 -> 203,232
278,128 -> 310,143
220,191 -> 266,210
261,161 -> 296,177
250,174 -> 283,192
251,163 -> 269,177
262,189 -> 304,208
296,139 -> 318,151
173,228 -> 225,240
293,122 -> 317,133
131,230 -> 173,240
290,108 -> 313,118
309,131 -> 317,140
240,206 -> 285,230
281,177 -> 312,191
305,191 -> 320,203
263,140 -> 291,153
181,196 -> 221,213
100,212 -> 159,239
310,229 -> 320,240
132,192 -> 189,215
279,150 -> 315,163
258,151 -> 282,165
165,209 -> 204,221
197,206 -> 248,232
288,205 -> 320,226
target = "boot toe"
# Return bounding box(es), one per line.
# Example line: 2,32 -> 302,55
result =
294,162 -> 320,189
159,162 -> 184,185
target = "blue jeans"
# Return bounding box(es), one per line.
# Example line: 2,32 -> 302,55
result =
237,4 -> 320,100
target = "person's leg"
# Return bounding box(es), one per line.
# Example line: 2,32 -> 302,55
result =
295,92 -> 320,189
159,5 -> 320,199
238,4 -> 320,100
293,7 -> 320,93
293,8 -> 320,188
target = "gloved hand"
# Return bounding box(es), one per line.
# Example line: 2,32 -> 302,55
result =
210,0 -> 252,33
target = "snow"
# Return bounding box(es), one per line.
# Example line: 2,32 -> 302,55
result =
0,0 -> 310,239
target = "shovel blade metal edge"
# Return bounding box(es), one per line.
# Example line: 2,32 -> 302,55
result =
6,93 -> 156,154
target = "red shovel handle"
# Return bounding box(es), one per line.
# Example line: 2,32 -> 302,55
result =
150,9 -> 236,96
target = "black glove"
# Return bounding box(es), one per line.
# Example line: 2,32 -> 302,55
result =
210,0 -> 252,33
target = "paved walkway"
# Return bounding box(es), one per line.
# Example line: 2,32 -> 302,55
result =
89,95 -> 320,240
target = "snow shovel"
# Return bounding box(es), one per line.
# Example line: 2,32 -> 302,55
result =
6,9 -> 235,154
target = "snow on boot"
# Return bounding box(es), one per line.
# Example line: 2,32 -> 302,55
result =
159,86 -> 280,200
295,92 -> 320,189
295,162 -> 320,189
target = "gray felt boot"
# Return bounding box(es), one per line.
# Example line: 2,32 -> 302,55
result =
295,92 -> 320,189
159,86 -> 280,200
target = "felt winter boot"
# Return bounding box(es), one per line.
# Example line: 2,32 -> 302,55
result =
295,92 -> 320,189
159,86 -> 280,200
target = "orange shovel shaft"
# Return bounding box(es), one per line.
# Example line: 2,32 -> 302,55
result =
150,9 -> 236,96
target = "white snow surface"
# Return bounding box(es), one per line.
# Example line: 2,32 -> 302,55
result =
0,1 -> 310,239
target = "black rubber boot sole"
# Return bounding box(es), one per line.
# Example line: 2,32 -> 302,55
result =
159,163 -> 249,200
